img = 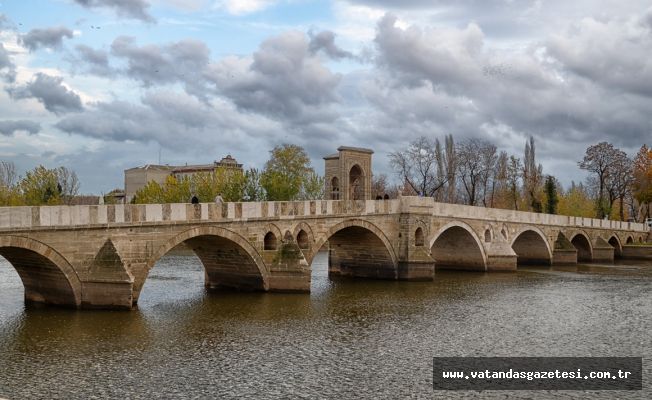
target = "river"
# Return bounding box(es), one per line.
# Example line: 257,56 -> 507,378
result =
0,252 -> 650,399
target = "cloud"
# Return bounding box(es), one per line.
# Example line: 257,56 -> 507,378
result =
347,11 -> 652,182
20,26 -> 74,51
215,0 -> 279,15
546,11 -> 652,97
73,0 -> 155,22
8,73 -> 84,115
0,43 -> 16,83
75,45 -> 113,76
0,120 -> 41,136
309,30 -> 356,60
54,90 -> 282,149
109,36 -> 211,97
205,31 -> 341,120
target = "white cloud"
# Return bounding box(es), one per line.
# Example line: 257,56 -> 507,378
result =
214,0 -> 280,15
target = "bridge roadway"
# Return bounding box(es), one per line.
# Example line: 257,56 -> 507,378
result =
0,197 -> 648,309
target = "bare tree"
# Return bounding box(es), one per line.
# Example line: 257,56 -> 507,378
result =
579,142 -> 628,219
479,143 -> 498,207
372,173 -> 389,198
389,136 -> 449,197
605,150 -> 633,220
507,155 -> 522,210
0,161 -> 17,188
456,138 -> 496,206
55,166 -> 80,205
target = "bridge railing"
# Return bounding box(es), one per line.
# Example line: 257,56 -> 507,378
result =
0,199 -> 401,230
0,197 -> 647,232
402,196 -> 648,232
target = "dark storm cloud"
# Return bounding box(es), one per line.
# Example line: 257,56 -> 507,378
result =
0,120 -> 41,136
20,26 -> 74,51
0,43 -> 16,83
309,30 -> 356,60
73,0 -> 155,23
8,73 -> 84,115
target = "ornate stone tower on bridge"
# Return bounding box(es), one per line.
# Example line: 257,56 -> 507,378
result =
324,146 -> 373,201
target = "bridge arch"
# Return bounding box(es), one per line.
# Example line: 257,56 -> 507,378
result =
0,235 -> 81,307
429,221 -> 487,271
510,227 -> 553,266
141,226 -> 269,302
293,222 -> 315,250
570,231 -> 593,262
311,219 -> 397,279
607,235 -> 622,258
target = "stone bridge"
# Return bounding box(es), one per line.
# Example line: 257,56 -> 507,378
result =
0,197 -> 648,310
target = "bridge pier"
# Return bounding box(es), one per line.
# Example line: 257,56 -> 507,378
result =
485,243 -> 518,271
327,226 -> 398,280
552,233 -> 577,265
264,238 -> 310,293
592,238 -> 615,263
396,214 -> 434,280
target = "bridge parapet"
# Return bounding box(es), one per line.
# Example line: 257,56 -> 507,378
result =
403,197 -> 647,232
0,197 -> 647,232
0,200 -> 401,231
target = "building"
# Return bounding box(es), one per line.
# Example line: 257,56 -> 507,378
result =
124,155 -> 243,203
323,146 -> 373,201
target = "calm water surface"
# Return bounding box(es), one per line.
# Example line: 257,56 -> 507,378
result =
0,252 -> 650,399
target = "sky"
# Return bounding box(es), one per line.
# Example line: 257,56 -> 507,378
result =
0,0 -> 651,194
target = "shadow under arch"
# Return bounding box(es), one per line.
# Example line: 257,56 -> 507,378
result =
510,226 -> 553,266
139,226 -> 269,305
607,235 -> 623,258
429,221 -> 487,271
0,235 -> 81,307
570,231 -> 593,262
311,219 -> 397,280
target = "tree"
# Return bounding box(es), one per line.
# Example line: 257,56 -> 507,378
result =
19,165 -> 61,205
444,134 -> 456,203
55,166 -> 79,205
261,144 -> 319,201
579,142 -> 619,218
372,173 -> 389,198
604,150 -> 632,221
389,136 -> 449,198
456,138 -> 496,206
300,172 -> 325,200
0,161 -> 17,188
243,168 -> 266,201
506,155 -> 522,210
544,175 -> 559,214
558,182 -> 595,217
523,136 -> 543,212
478,143 -> 498,207
632,144 -> 652,220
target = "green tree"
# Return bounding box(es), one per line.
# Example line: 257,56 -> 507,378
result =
20,165 -> 62,205
261,144 -> 319,201
243,168 -> 266,201
544,175 -> 558,214
558,182 -> 595,217
300,172 -> 325,200
194,168 -> 247,202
